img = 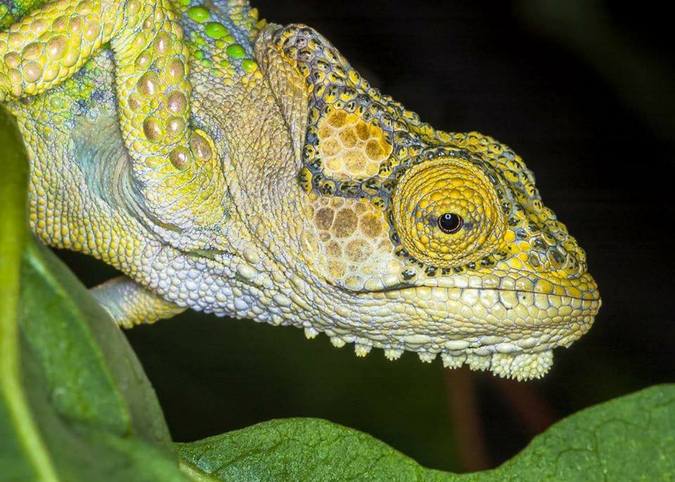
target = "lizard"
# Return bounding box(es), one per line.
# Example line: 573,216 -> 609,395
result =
0,0 -> 601,380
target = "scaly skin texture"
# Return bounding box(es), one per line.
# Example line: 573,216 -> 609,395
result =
0,0 -> 601,380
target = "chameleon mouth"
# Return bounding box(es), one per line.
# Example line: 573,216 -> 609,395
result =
328,280 -> 601,380
367,284 -> 600,302
305,271 -> 601,380
358,268 -> 601,309
366,284 -> 601,324
367,285 -> 601,334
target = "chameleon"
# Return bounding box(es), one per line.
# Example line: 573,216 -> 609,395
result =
0,0 -> 600,380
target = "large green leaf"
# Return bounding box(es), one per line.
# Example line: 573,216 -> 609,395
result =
178,417 -> 451,481
177,384 -> 674,481
493,383 -> 674,481
0,108 -> 190,481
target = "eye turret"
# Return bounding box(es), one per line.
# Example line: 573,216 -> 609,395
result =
391,158 -> 506,269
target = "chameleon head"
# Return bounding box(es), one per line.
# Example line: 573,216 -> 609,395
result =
245,25 -> 601,380
0,4 -> 598,381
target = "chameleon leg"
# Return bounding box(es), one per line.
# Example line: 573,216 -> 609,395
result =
0,0 -> 226,232
91,276 -> 185,328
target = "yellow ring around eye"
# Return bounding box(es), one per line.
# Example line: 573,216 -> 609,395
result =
391,157 -> 506,268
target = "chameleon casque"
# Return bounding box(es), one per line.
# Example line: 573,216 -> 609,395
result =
0,0 -> 601,380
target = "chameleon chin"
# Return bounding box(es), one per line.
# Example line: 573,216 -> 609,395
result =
1,0 -> 599,380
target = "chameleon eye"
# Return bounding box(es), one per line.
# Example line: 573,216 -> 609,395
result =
437,213 -> 463,234
391,157 -> 506,269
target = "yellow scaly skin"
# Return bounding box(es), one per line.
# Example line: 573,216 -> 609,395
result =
0,0 -> 601,380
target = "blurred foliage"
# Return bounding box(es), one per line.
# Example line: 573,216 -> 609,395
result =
515,0 -> 675,142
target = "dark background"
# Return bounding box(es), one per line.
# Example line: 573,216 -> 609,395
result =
58,0 -> 675,473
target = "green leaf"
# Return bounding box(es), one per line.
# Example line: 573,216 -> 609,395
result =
0,107 -> 189,481
177,417 -> 452,481
177,385 -> 675,481
492,383 -> 675,481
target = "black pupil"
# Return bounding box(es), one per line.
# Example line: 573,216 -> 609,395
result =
438,213 -> 463,234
